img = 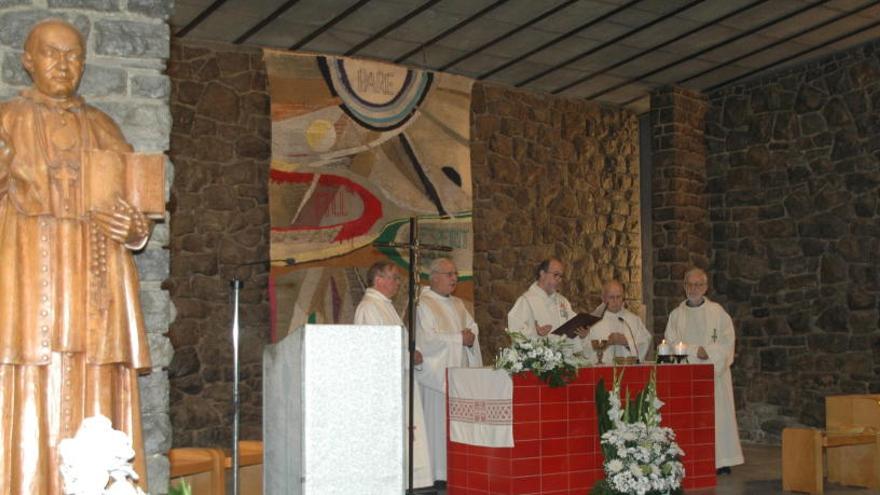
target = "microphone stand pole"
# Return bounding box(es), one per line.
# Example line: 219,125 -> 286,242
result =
228,258 -> 294,495
230,277 -> 243,495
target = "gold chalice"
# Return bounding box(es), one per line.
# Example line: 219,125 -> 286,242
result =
591,339 -> 609,365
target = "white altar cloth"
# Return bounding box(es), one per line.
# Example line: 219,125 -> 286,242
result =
447,368 -> 514,448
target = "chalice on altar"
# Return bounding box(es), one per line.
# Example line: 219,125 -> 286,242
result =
591,339 -> 609,365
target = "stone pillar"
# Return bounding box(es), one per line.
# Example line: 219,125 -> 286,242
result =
0,4 -> 174,493
649,86 -> 710,334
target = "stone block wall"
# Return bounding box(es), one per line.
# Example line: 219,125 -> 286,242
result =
0,2 -> 174,492
649,87 -> 711,334
167,39 -> 270,447
705,39 -> 880,441
471,84 -> 643,355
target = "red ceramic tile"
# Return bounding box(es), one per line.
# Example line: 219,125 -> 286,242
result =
670,380 -> 691,397
487,457 -> 511,477
692,364 -> 713,379
468,454 -> 488,472
540,385 -> 568,403
541,472 -> 568,491
666,396 -> 692,413
447,468 -> 467,487
513,373 -> 541,387
514,403 -> 539,422
693,380 -> 714,397
689,474 -> 716,488
541,420 -> 567,438
669,365 -> 691,381
694,427 -> 714,445
541,437 -> 567,456
511,475 -> 540,493
694,459 -> 716,477
512,458 -> 541,477
567,436 -> 590,454
513,421 -> 540,440
568,383 -> 593,402
488,475 -> 512,495
541,455 -> 569,474
693,395 -> 714,412
512,439 -> 540,457
568,469 -> 592,490
541,402 -> 567,421
467,471 -> 489,492
694,411 -> 714,428
675,427 -> 694,445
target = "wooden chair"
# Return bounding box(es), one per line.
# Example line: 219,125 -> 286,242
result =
225,441 -> 263,495
169,447 -> 225,495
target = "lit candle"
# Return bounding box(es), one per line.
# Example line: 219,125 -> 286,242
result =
657,339 -> 671,356
674,341 -> 687,356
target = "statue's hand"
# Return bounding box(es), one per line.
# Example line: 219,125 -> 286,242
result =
92,197 -> 150,248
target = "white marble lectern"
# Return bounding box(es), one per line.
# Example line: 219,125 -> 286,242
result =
263,324 -> 406,494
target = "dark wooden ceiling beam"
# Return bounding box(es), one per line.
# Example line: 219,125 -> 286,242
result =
550,0 -> 768,95
478,0 -> 642,81
437,0 -> 579,72
583,0 -> 830,100
707,16 -> 880,91
234,0 -> 303,45
516,0 -> 704,88
394,0 -> 510,64
345,0 -> 442,56
175,0 -> 228,38
289,0 -> 372,51
679,0 -> 880,86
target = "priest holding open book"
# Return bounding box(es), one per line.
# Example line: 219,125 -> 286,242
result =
507,257 -> 591,342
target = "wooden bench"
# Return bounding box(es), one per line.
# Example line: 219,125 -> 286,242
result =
783,394 -> 880,494
169,447 -> 226,495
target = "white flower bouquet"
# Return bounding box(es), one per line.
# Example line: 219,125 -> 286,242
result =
59,415 -> 147,495
495,331 -> 588,387
592,368 -> 685,495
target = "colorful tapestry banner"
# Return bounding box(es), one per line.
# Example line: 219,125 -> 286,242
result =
264,51 -> 474,340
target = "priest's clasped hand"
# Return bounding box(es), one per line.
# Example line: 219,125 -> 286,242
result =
606,332 -> 629,346
696,346 -> 709,360
461,329 -> 476,347
413,350 -> 423,365
574,327 -> 590,339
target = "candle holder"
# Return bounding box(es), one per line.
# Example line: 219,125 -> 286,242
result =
657,354 -> 673,364
673,354 -> 688,364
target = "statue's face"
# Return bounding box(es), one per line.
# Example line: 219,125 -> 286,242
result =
22,24 -> 84,98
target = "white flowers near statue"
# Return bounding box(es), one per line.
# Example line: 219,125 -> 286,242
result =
495,330 -> 588,387
592,368 -> 685,495
59,415 -> 147,495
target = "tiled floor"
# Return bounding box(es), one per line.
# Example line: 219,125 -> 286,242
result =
434,442 -> 879,494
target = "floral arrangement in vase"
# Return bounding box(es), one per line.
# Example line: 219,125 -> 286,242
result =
495,330 -> 588,387
59,415 -> 147,495
591,368 -> 685,495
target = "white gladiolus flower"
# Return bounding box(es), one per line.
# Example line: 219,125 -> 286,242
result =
59,415 -> 147,495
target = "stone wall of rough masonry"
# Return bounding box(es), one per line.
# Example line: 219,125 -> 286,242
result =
649,87 -> 711,335
705,39 -> 880,442
167,39 -> 270,448
470,84 -> 643,357
0,2 -> 174,492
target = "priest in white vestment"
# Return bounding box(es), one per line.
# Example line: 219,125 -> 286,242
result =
664,268 -> 744,474
507,258 -> 588,343
586,280 -> 652,363
416,258 -> 483,482
353,261 -> 434,489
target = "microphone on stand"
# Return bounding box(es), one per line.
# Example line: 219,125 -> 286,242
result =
618,316 -> 640,364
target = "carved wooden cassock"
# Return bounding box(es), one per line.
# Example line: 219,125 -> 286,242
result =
0,51 -> 164,495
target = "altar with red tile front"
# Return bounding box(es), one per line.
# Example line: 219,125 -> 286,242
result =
446,364 -> 716,495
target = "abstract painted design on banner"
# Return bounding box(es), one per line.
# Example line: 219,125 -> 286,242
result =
264,51 -> 474,340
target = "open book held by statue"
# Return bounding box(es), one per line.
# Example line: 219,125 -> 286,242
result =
0,18 -> 164,494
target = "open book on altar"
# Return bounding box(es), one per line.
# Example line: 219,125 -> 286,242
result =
82,149 -> 165,219
552,312 -> 602,338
